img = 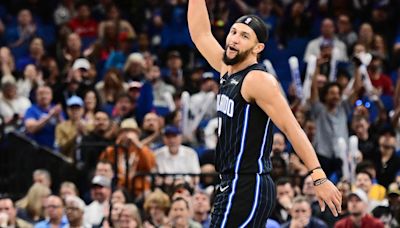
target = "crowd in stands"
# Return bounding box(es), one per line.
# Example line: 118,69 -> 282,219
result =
0,0 -> 400,227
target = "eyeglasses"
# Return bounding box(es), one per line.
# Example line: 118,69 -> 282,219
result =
380,144 -> 394,150
66,207 -> 80,211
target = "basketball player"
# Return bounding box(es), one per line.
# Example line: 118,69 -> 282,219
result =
188,1 -> 342,227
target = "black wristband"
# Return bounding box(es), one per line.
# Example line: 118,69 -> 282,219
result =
313,177 -> 328,186
308,166 -> 322,176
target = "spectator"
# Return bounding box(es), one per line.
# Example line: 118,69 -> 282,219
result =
357,23 -> 375,51
309,62 -> 361,176
0,77 -> 31,133
16,64 -> 43,99
98,4 -> 136,40
117,204 -> 143,228
34,195 -> 68,228
167,197 -> 202,228
95,68 -> 128,107
163,51 -> 185,91
0,47 -> 16,78
191,190 -> 211,228
53,0 -> 76,26
58,33 -> 83,74
111,188 -> 131,205
82,89 -> 101,132
68,2 -> 98,45
304,18 -> 348,62
376,130 -> 400,188
334,189 -> 384,228
64,195 -> 90,228
123,52 -> 146,82
351,116 -> 377,162
111,93 -> 136,123
16,37 -> 45,72
367,55 -> 394,96
190,72 -> 218,121
336,14 -> 357,54
105,202 -> 124,228
32,169 -> 52,188
95,160 -> 115,181
278,0 -> 311,47
147,64 -> 175,111
24,85 -> 63,149
0,196 -> 33,228
354,171 -> 385,212
270,177 -> 295,224
59,181 -> 79,201
56,95 -> 88,162
143,189 -> 170,227
99,118 -> 155,198
281,196 -> 328,228
6,9 -> 38,59
84,175 -> 112,227
79,111 -> 116,172
140,112 -> 164,150
154,125 -> 201,185
16,183 -> 51,224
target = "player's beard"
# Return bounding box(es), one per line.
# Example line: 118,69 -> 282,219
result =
223,46 -> 253,65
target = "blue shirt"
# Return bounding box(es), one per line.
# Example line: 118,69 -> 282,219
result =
24,104 -> 57,149
34,215 -> 69,228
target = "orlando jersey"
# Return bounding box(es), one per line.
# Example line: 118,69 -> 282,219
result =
216,63 -> 273,174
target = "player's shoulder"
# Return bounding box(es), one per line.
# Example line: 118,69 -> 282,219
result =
245,69 -> 279,87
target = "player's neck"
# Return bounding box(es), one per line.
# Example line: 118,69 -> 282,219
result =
227,58 -> 257,76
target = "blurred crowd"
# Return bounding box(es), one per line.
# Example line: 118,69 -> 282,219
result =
0,0 -> 400,227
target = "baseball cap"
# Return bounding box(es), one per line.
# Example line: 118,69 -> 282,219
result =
66,95 -> 84,107
128,81 -> 143,90
348,188 -> 368,203
91,175 -> 111,188
163,125 -> 181,135
72,58 -> 91,71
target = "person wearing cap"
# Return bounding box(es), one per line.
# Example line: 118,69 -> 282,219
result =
188,0 -> 345,227
0,77 -> 31,133
334,189 -> 384,228
55,95 -> 88,162
304,18 -> 348,62
154,125 -> 201,185
99,118 -> 155,199
84,175 -> 112,227
188,1 -> 342,226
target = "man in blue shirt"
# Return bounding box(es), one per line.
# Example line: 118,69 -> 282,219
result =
34,195 -> 69,228
24,85 -> 63,149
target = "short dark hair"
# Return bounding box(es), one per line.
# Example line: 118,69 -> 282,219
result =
276,177 -> 292,187
356,170 -> 373,180
320,82 -> 342,103
355,160 -> 376,175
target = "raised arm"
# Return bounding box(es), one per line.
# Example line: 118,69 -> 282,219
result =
188,0 -> 225,72
242,71 -> 342,216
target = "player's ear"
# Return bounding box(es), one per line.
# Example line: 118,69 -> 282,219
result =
253,43 -> 265,55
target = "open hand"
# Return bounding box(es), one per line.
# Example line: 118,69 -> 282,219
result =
314,179 -> 342,216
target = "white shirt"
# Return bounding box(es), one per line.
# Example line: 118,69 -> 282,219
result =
155,145 -> 201,174
0,96 -> 31,118
84,201 -> 106,226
